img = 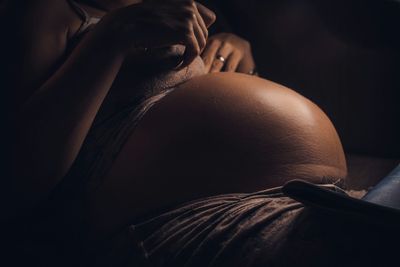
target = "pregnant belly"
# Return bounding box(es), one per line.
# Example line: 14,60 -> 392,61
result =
91,72 -> 347,228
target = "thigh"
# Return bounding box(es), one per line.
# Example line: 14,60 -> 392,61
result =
85,73 -> 347,239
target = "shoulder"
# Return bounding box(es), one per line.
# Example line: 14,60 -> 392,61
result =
3,0 -> 84,103
10,0 -> 83,40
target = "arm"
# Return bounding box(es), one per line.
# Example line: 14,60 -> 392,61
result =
6,0 -> 126,220
6,0 -> 212,220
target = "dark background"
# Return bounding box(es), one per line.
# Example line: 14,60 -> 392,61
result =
202,0 -> 400,158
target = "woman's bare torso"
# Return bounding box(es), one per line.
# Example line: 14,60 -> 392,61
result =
84,70 -> 348,237
7,1 -> 345,238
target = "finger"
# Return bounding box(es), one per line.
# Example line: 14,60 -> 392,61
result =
181,24 -> 201,68
195,2 -> 216,28
166,4 -> 200,68
192,7 -> 207,53
224,51 -> 242,72
201,39 -> 220,73
193,3 -> 208,40
210,42 -> 233,73
237,55 -> 256,74
210,56 -> 226,73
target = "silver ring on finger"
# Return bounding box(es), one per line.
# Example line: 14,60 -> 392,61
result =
216,55 -> 226,64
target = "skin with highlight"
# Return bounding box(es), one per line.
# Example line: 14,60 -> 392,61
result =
6,0 -> 347,239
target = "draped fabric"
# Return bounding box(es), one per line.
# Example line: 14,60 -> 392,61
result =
89,185 -> 353,267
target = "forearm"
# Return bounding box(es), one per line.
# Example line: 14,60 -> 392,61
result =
12,31 -> 124,210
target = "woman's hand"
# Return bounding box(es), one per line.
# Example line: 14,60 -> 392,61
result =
95,0 -> 215,68
201,33 -> 257,74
